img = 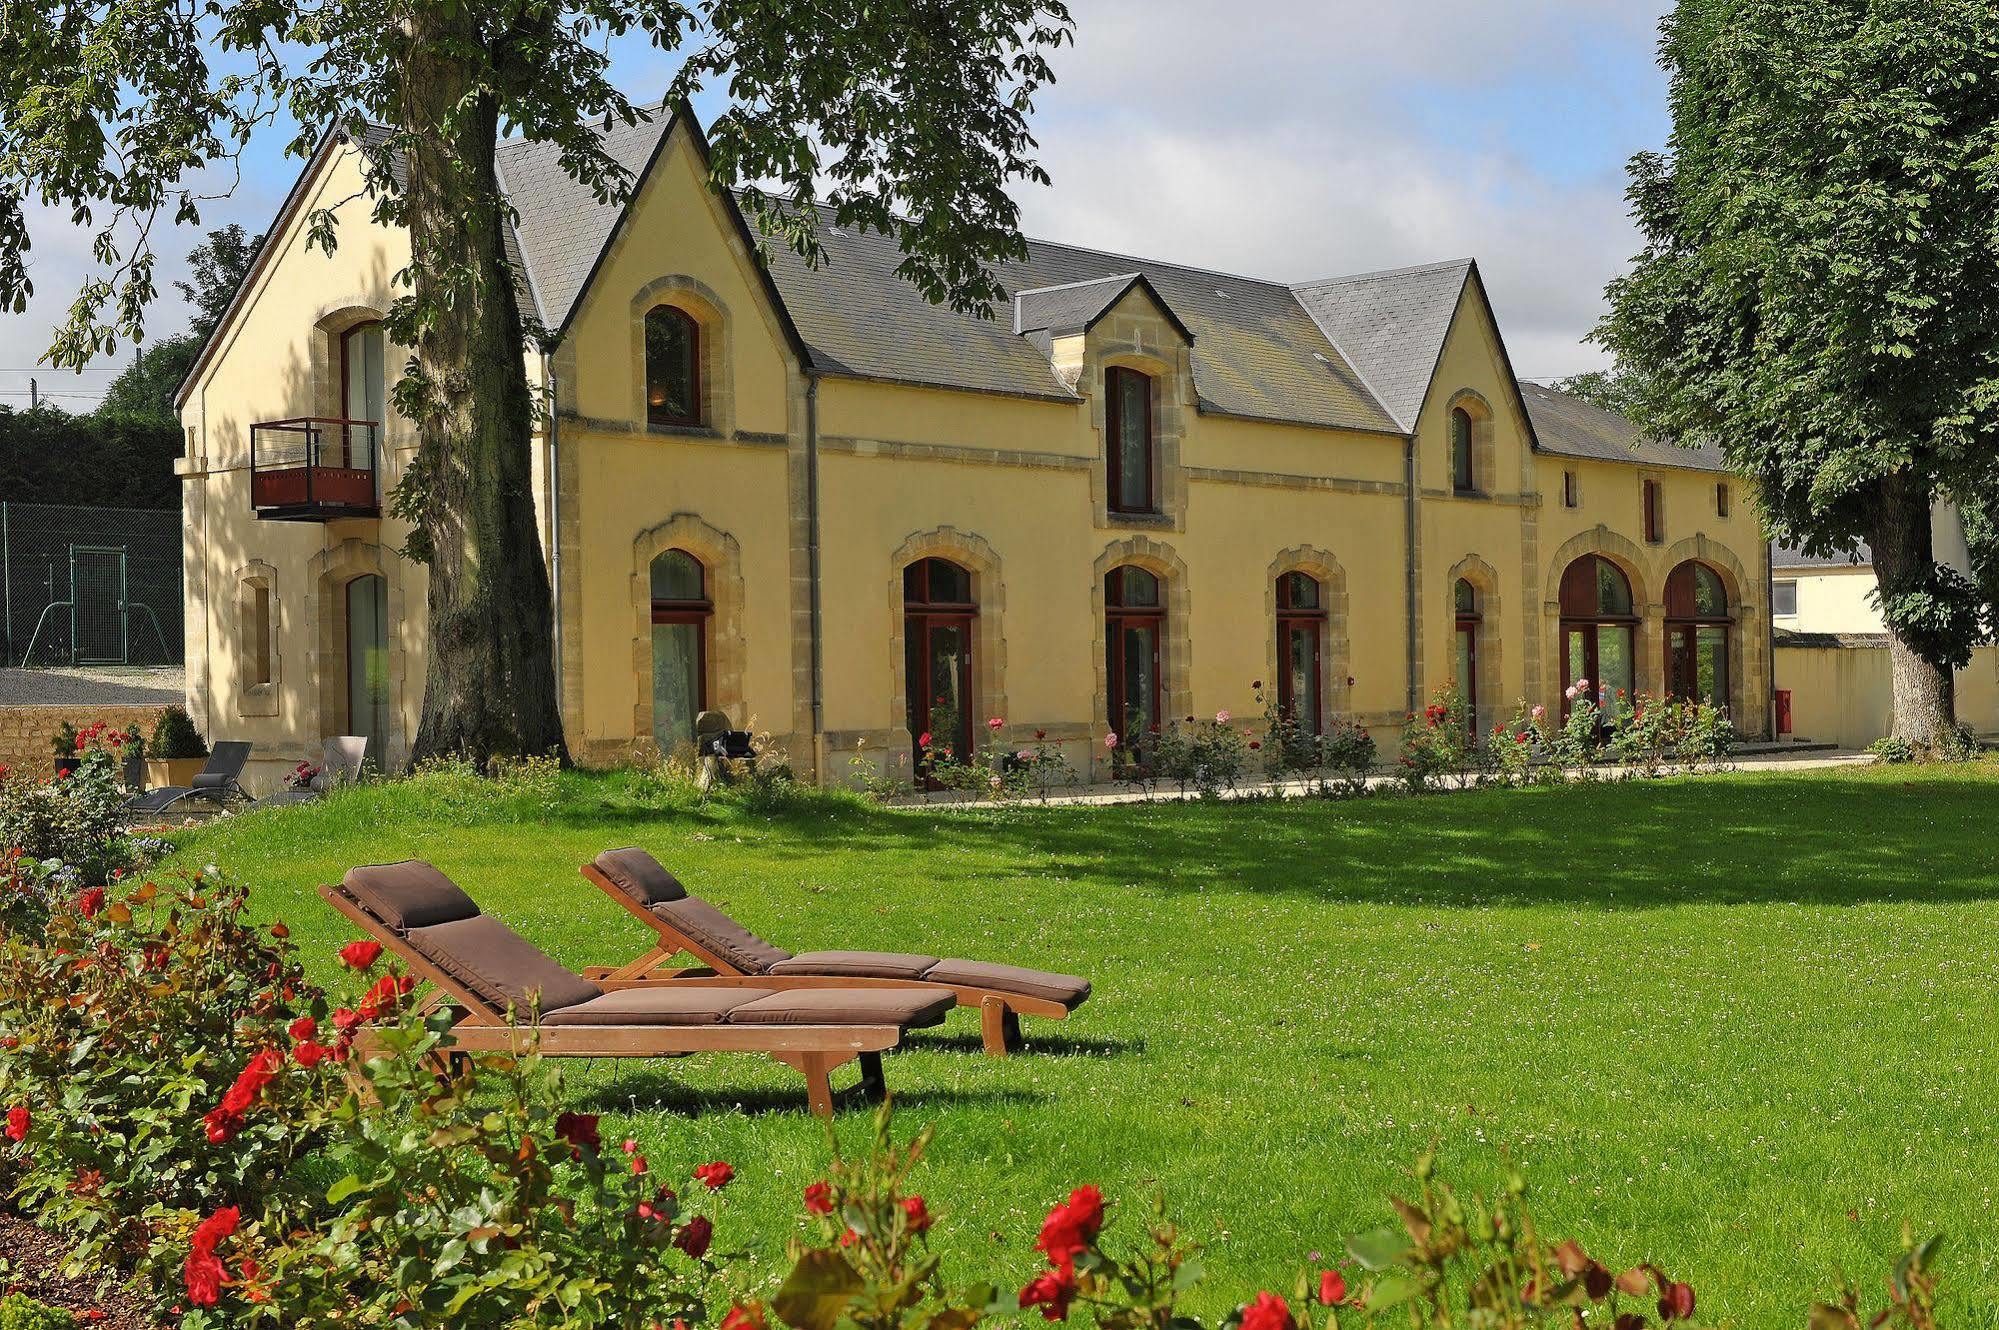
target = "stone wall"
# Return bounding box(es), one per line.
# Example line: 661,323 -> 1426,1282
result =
0,705 -> 172,780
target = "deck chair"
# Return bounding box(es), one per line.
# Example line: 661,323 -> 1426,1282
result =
125,741 -> 252,815
322,860 -> 956,1116
580,848 -> 1092,1057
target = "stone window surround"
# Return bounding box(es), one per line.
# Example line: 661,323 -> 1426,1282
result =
1442,388 -> 1497,498
1089,535 -> 1192,752
1080,322 -> 1192,532
629,275 -> 735,440
1444,553 -> 1502,734
305,539 -> 409,769
233,560 -> 281,718
1264,546 -> 1352,729
630,513 -> 747,755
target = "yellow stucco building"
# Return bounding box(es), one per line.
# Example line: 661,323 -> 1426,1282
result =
174,107 -> 1772,790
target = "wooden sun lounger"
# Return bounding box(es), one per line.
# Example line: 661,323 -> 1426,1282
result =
320,862 -> 957,1116
578,848 -> 1093,1057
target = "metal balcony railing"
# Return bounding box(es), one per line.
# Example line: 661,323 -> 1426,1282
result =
248,418 -> 380,520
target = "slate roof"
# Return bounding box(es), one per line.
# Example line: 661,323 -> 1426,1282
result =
1290,260 -> 1474,432
1771,541 -> 1873,570
1013,274 -> 1150,336
494,114 -> 666,327
1516,381 -> 1729,474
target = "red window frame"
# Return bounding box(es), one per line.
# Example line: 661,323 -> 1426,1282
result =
904,559 -> 977,780
1716,482 -> 1730,518
1563,469 -> 1578,508
1453,579 -> 1480,728
338,319 -> 384,469
1642,479 -> 1662,543
1663,560 -> 1733,707
1275,572 -> 1326,733
1105,366 -> 1156,515
650,551 -> 712,718
645,305 -> 703,428
1558,555 -> 1640,720
1105,566 -> 1165,750
1451,407 -> 1475,494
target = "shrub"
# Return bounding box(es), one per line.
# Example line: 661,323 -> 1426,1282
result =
147,707 -> 208,761
0,750 -> 128,885
0,1294 -> 75,1330
1398,684 -> 1475,792
0,870 -> 345,1299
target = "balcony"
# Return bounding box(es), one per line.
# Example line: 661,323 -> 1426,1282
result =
249,418 -> 380,521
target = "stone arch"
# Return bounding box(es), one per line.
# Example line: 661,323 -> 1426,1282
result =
630,274 -> 735,437
1542,525 -> 1657,709
1444,388 -> 1498,496
305,539 -> 409,769
631,514 -> 747,754
886,527 -> 1009,756
232,560 -> 282,718
1659,533 -> 1767,729
309,302 -> 390,422
1445,553 -> 1503,733
1090,534 -> 1192,748
1263,546 -> 1353,726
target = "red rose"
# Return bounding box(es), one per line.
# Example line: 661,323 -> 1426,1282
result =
720,1304 -> 765,1330
338,940 -> 383,971
988,717 -> 1004,730
803,1181 -> 835,1216
332,1007 -> 362,1032
1657,1282 -> 1696,1321
288,1016 -> 317,1042
5,1105 -> 28,1143
631,1155 -> 649,1176
1034,1186 -> 1104,1270
674,1213 -> 714,1258
917,732 -> 933,749
693,1160 -> 735,1190
555,1112 -> 601,1156
901,1195 -> 932,1233
184,1206 -> 240,1308
1019,1265 -> 1078,1321
355,972 -> 416,1020
1239,1292 -> 1293,1330
1317,1271 -> 1347,1306
292,1041 -> 333,1069
76,887 -> 106,919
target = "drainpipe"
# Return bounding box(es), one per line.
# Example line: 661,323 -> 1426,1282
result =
543,350 -> 565,720
1404,434 -> 1420,714
806,371 -> 826,781
1764,535 -> 1776,740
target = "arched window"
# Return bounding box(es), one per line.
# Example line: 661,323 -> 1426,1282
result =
650,549 -> 711,749
1105,566 -> 1164,749
644,305 -> 701,427
1106,367 -> 1156,515
1451,407 -> 1475,494
1665,561 -> 1732,710
345,574 -> 389,767
340,321 -> 385,473
903,558 -> 976,777
1276,571 -> 1325,734
1453,578 -> 1481,724
1558,555 -> 1637,715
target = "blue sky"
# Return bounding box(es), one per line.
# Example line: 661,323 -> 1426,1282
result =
0,0 -> 1673,408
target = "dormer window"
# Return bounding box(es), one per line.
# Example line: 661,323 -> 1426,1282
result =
645,305 -> 701,427
1106,366 -> 1156,515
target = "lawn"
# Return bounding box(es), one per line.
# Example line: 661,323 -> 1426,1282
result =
162,763 -> 1999,1326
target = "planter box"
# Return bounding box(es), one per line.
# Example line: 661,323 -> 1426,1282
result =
146,757 -> 205,789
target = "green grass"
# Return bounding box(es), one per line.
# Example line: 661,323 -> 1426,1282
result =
163,764 -> 1999,1326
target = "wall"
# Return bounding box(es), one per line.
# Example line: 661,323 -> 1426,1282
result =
0,705 -> 170,780
1773,565 -> 1885,635
1775,642 -> 1999,747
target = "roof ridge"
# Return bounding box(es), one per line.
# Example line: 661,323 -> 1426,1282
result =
1013,271 -> 1143,298
1291,257 -> 1475,291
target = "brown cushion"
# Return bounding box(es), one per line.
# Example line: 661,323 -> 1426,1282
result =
404,916 -> 601,1015
770,950 -> 942,980
729,986 -> 955,1029
652,898 -> 792,973
540,986 -> 771,1027
922,959 -> 1092,1009
343,861 -> 479,931
593,848 -> 688,907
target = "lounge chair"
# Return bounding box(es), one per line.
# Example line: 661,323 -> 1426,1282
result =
579,848 -> 1092,1056
125,741 -> 253,815
256,736 -> 369,808
322,860 -> 956,1116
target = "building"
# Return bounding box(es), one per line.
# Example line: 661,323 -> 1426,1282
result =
173,106 -> 1772,790
1772,542 -> 1883,635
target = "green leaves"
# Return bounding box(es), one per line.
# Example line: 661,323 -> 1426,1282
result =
1345,1225 -> 1413,1272
774,1248 -> 866,1330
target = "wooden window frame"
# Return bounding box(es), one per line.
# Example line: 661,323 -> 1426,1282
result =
1451,407 -> 1476,495
1453,579 -> 1480,727
650,551 -> 713,723
1563,469 -> 1579,509
1558,556 -> 1640,720
338,320 -> 384,469
1642,478 -> 1663,544
644,305 -> 703,429
1663,561 -> 1733,708
1105,567 -> 1166,749
1715,481 -> 1730,518
1275,572 -> 1327,734
903,559 -> 978,781
1105,366 -> 1157,516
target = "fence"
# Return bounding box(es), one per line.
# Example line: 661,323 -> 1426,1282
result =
0,501 -> 183,668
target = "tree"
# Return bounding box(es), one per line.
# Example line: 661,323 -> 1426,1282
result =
0,1 -> 1071,767
98,226 -> 264,422
1547,368 -> 1647,419
1597,0 -> 1999,748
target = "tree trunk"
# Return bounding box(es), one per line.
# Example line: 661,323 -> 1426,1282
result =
1870,471 -> 1957,746
398,13 -> 568,769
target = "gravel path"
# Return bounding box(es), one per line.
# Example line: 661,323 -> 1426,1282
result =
0,666 -> 184,707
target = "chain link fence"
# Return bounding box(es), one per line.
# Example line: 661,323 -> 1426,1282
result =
0,502 -> 183,668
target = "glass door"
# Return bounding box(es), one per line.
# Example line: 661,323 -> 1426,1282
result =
346,575 -> 389,771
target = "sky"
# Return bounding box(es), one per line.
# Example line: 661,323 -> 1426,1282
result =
0,0 -> 1673,410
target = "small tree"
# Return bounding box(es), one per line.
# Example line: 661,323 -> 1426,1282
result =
1597,0 -> 1999,746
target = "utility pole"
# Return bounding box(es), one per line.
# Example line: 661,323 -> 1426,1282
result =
27,378 -> 36,410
